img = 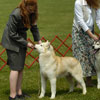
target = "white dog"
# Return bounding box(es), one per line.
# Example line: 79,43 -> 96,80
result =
93,40 -> 100,89
35,41 -> 87,99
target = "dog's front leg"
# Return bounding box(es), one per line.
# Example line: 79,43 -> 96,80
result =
39,74 -> 47,98
49,78 -> 56,99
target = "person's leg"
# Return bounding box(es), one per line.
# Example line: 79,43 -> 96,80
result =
10,70 -> 18,98
86,76 -> 94,86
16,70 -> 30,99
16,70 -> 23,95
77,77 -> 93,88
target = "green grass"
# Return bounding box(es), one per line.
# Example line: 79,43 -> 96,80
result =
0,0 -> 100,100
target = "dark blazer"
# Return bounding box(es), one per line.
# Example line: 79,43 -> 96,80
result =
1,8 -> 40,52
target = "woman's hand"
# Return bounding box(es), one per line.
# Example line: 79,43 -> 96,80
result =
92,34 -> 99,41
27,42 -> 34,48
86,29 -> 99,41
38,40 -> 42,44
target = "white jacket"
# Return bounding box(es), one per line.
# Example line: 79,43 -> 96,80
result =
73,0 -> 100,32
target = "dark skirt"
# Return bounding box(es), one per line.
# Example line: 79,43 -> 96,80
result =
6,48 -> 26,71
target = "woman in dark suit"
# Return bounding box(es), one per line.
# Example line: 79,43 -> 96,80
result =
1,0 -> 41,100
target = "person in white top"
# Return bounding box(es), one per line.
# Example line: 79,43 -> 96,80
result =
72,0 -> 100,87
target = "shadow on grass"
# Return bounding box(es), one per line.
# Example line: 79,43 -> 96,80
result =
5,89 -> 9,95
92,79 -> 97,85
4,88 -> 38,96
57,89 -> 82,95
22,89 -> 39,96
4,79 -> 97,98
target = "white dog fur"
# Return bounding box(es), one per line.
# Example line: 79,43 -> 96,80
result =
35,41 -> 87,99
93,41 -> 100,89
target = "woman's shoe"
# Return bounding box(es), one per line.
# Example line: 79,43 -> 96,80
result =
9,96 -> 16,100
9,96 -> 25,100
17,93 -> 31,99
9,96 -> 19,100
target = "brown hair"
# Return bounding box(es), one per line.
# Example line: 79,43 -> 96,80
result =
18,0 -> 38,28
86,0 -> 100,9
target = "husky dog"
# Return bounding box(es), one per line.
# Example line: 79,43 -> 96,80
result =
35,41 -> 87,99
93,40 -> 100,89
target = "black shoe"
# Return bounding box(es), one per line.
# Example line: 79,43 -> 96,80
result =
9,96 -> 18,100
17,93 -> 31,99
9,96 -> 25,100
16,95 -> 25,100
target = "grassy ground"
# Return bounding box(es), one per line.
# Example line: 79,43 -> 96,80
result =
0,0 -> 100,100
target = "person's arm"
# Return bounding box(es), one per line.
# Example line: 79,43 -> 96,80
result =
75,1 -> 98,40
86,29 -> 98,40
96,9 -> 100,30
75,1 -> 89,32
8,14 -> 28,47
30,24 -> 41,43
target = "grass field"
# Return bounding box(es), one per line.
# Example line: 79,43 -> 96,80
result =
0,0 -> 100,100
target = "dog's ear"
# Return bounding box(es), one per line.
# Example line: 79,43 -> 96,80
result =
46,40 -> 50,45
94,41 -> 96,44
46,40 -> 50,48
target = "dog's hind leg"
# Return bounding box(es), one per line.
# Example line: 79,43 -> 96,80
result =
73,74 -> 87,95
66,75 -> 74,93
49,78 -> 57,99
97,72 -> 100,89
39,74 -> 47,98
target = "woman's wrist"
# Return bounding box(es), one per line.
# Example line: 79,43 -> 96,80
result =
38,40 -> 42,44
86,29 -> 94,38
86,29 -> 98,40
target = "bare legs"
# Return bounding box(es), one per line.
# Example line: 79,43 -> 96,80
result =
10,70 -> 23,98
17,71 -> 23,95
9,70 -> 18,98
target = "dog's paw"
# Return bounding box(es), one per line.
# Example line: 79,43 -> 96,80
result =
39,94 -> 44,99
68,91 -> 73,94
97,85 -> 100,89
50,97 -> 55,99
68,89 -> 74,93
83,90 -> 87,95
50,95 -> 55,99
